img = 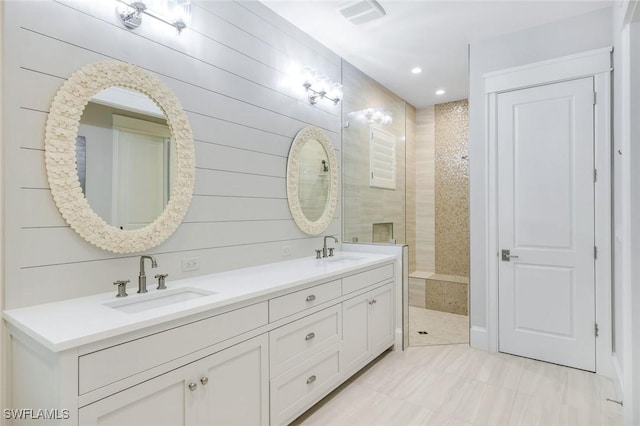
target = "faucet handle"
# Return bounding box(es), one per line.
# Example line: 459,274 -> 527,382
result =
328,247 -> 335,257
154,273 -> 168,290
315,249 -> 322,259
113,280 -> 130,298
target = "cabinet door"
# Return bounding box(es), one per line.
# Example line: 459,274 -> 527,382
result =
79,365 -> 196,426
370,284 -> 394,355
341,291 -> 370,374
198,334 -> 269,426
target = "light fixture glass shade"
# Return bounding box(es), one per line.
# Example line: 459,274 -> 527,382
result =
363,108 -> 392,125
328,82 -> 343,102
315,75 -> 330,95
170,0 -> 191,28
301,66 -> 315,87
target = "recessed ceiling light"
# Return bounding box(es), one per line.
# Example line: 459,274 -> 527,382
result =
411,67 -> 422,74
435,89 -> 445,95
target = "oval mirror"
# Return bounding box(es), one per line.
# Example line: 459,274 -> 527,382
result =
286,126 -> 338,235
78,87 -> 175,230
45,61 -> 195,253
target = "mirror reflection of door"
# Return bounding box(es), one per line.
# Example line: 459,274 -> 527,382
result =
77,87 -> 175,231
112,115 -> 172,230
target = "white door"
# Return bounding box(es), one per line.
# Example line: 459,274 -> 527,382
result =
112,114 -> 171,230
115,130 -> 168,229
497,77 -> 596,371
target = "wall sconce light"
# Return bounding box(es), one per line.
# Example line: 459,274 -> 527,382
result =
364,108 -> 393,125
301,67 -> 343,106
116,0 -> 191,33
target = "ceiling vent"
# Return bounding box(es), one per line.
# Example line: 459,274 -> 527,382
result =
338,0 -> 386,25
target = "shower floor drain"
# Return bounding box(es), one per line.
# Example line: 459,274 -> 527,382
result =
417,331 -> 429,335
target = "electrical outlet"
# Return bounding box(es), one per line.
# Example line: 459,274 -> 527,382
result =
182,257 -> 200,272
282,245 -> 292,257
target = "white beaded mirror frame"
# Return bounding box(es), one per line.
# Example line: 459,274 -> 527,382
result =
44,60 -> 195,253
286,126 -> 339,235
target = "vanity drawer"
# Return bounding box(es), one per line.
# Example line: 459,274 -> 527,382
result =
78,302 -> 268,395
270,344 -> 341,426
269,279 -> 341,322
342,263 -> 394,295
270,305 -> 341,378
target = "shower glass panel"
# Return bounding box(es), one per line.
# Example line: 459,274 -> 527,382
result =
342,101 -> 407,244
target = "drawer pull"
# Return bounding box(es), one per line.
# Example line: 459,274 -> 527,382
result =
188,383 -> 197,391
200,377 -> 209,386
306,375 -> 317,384
305,332 -> 316,341
306,294 -> 316,302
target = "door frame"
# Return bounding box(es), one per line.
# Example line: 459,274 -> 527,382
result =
483,47 -> 613,376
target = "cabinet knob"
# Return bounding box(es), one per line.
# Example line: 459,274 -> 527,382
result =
368,299 -> 374,305
306,375 -> 317,384
200,376 -> 209,386
188,382 -> 197,391
306,294 -> 316,302
305,332 -> 316,341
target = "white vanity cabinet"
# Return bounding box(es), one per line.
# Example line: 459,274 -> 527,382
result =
78,334 -> 268,426
268,264 -> 395,425
342,283 -> 394,376
4,254 -> 398,426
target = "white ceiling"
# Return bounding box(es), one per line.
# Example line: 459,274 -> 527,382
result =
262,0 -> 612,108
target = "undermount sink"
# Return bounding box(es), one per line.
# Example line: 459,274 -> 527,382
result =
325,255 -> 365,263
105,287 -> 216,314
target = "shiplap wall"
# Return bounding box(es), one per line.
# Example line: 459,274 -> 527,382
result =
3,0 -> 343,308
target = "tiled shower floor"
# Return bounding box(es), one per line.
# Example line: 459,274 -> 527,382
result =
409,306 -> 469,346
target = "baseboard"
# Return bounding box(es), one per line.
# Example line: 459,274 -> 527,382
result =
470,326 -> 489,351
394,327 -> 403,351
612,353 -> 624,400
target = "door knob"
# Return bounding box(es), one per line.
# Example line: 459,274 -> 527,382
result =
501,249 -> 519,262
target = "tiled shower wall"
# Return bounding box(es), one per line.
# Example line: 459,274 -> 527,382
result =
406,106 -> 417,272
414,106 -> 435,274
342,61 -> 414,246
434,100 -> 469,277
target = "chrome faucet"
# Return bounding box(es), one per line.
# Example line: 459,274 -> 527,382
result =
138,255 -> 158,293
323,235 -> 338,258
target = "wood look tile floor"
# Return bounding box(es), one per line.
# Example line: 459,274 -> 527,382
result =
293,344 -> 623,426
409,307 -> 469,346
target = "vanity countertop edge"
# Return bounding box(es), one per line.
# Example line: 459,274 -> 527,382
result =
2,252 -> 397,353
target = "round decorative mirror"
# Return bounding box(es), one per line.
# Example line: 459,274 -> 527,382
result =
286,126 -> 338,235
45,61 -> 195,253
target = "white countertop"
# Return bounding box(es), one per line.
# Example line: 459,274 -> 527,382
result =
3,252 -> 396,353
